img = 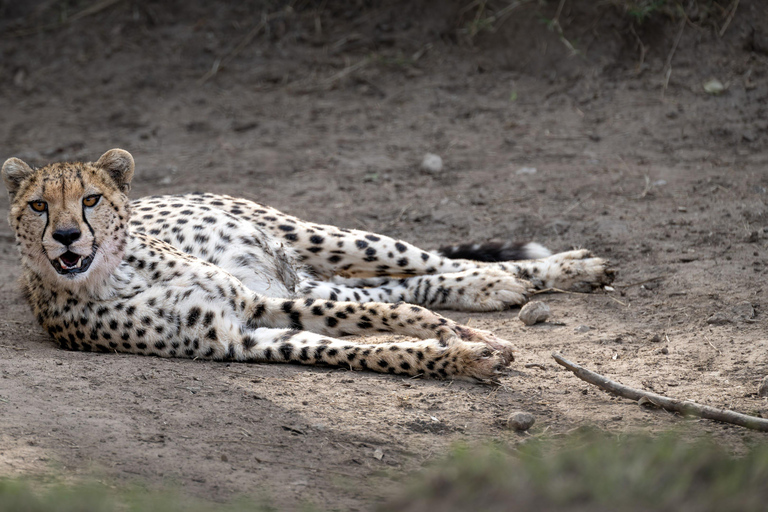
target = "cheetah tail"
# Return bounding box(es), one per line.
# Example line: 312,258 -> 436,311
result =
436,241 -> 551,262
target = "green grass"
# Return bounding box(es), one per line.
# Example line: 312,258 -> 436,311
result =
4,431 -> 765,512
380,430 -> 768,512
0,479 -> 278,512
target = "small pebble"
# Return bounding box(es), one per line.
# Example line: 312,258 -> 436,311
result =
706,312 -> 732,325
574,325 -> 591,333
758,376 -> 768,398
650,334 -> 662,343
518,301 -> 550,326
506,411 -> 535,431
420,153 -> 443,173
661,347 -> 669,355
732,301 -> 755,321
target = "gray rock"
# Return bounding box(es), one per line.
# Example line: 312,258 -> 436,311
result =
574,325 -> 591,333
706,312 -> 732,325
506,412 -> 535,431
518,301 -> 550,326
758,376 -> 768,398
732,301 -> 755,322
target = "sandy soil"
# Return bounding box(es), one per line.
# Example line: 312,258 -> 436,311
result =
0,1 -> 767,509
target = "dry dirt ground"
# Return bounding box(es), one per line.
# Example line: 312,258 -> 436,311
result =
0,1 -> 767,510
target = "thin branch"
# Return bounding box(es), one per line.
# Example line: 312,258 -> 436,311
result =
200,9 -> 290,83
661,17 -> 686,99
615,276 -> 663,289
552,352 -> 768,432
6,0 -> 125,38
628,23 -> 647,74
719,0 -> 740,37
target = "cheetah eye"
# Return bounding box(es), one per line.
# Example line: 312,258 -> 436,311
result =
29,200 -> 47,213
83,194 -> 101,208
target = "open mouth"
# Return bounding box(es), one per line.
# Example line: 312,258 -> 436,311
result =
51,250 -> 95,276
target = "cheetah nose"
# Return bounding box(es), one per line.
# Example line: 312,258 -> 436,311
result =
52,228 -> 81,246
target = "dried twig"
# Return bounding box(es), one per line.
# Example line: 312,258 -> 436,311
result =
6,0 -> 125,38
552,352 -> 768,432
628,23 -> 647,74
719,0 -> 740,37
550,0 -> 579,56
531,287 -> 590,296
661,17 -> 686,99
615,276 -> 662,289
200,9 -> 290,83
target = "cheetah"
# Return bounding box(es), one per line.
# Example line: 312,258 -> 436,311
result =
2,149 -> 613,382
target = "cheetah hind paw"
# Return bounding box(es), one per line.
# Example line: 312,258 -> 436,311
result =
453,326 -> 516,364
447,341 -> 510,384
529,250 -> 616,292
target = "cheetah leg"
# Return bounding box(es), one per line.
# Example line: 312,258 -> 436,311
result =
232,328 -> 506,382
248,297 -> 516,364
192,194 -> 482,278
297,268 -> 532,312
192,194 -> 614,290
490,249 -> 616,292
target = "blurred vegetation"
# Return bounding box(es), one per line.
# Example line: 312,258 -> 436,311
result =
0,478 -> 279,512
381,429 -> 768,512
2,430 -> 767,512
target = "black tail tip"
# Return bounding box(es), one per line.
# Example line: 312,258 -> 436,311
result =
437,241 -> 552,262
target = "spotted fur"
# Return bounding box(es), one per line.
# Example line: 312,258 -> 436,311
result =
2,149 -> 614,382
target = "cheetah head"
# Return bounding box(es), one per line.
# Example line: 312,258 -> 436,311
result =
2,149 -> 134,291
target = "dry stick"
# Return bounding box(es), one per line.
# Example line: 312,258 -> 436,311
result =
628,23 -> 647,74
552,352 -> 768,432
7,0 -> 125,38
550,0 -> 578,56
719,0 -> 740,37
200,10 -> 288,83
661,17 -> 686,99
615,276 -> 663,289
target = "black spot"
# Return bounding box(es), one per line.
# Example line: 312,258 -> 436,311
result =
395,242 -> 407,253
355,240 -> 368,249
365,234 -> 380,242
187,307 -> 202,327
278,225 -> 295,232
205,328 -> 217,340
309,235 -> 324,244
279,343 -> 292,360
326,317 -> 338,328
243,336 -> 256,350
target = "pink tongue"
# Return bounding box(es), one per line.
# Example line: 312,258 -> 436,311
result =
61,254 -> 79,267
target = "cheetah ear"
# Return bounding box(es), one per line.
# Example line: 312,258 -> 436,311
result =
2,157 -> 35,200
96,148 -> 134,194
